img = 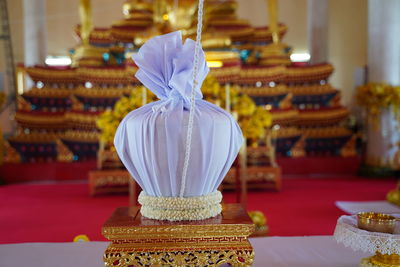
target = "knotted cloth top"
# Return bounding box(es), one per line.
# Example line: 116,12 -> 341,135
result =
133,31 -> 209,111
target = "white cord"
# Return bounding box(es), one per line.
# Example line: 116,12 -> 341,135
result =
179,0 -> 205,197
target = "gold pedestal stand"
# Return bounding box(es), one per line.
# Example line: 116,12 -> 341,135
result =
102,204 -> 255,266
360,252 -> 400,267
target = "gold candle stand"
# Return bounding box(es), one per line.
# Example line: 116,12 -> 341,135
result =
102,204 -> 255,266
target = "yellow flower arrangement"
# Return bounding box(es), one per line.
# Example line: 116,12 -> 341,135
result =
356,82 -> 400,120
201,75 -> 221,99
201,75 -> 272,143
96,87 -> 156,145
97,75 -> 272,146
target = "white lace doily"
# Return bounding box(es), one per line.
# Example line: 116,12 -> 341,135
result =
334,215 -> 400,255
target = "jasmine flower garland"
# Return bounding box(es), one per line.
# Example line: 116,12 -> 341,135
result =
138,191 -> 222,221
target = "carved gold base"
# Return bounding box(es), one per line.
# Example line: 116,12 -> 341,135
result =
360,253 -> 400,267
104,249 -> 254,266
102,204 -> 255,267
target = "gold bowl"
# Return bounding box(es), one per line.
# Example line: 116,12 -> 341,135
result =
357,212 -> 397,234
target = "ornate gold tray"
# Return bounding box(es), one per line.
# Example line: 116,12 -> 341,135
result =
102,204 -> 255,266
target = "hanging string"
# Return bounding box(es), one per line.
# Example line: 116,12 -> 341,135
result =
179,0 -> 205,197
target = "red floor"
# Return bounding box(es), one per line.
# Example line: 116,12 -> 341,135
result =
0,175 -> 396,244
0,156 -> 361,183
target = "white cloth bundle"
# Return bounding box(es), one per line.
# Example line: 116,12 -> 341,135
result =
114,31 -> 243,205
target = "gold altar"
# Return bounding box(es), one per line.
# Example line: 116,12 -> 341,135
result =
102,204 -> 255,266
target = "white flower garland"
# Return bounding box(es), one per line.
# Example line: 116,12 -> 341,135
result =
138,191 -> 222,221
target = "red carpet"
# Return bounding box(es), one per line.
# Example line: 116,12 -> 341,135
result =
0,161 -> 97,183
0,175 -> 396,244
277,156 -> 361,175
1,156 -> 360,183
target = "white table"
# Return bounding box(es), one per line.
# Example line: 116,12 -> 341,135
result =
0,236 -> 370,267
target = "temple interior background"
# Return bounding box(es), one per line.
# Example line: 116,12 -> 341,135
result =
0,0 -> 399,266
0,0 -> 368,134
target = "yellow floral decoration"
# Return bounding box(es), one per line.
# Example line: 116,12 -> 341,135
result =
97,75 -> 272,146
248,210 -> 267,228
356,82 -> 400,122
202,75 -> 272,143
96,87 -> 156,145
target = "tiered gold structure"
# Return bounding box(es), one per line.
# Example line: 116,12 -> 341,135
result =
6,0 -> 356,193
102,204 -> 255,267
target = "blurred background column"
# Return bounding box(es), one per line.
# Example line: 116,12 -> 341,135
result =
307,0 -> 328,64
365,0 -> 400,169
23,0 -> 47,66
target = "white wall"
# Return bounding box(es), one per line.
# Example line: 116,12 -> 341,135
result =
328,0 -> 367,106
46,0 -> 125,56
237,0 -> 308,54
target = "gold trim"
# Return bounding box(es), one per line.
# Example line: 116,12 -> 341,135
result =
297,108 -> 349,124
104,249 -> 254,267
25,67 -> 77,83
273,126 -> 302,138
239,65 -> 286,82
23,88 -> 72,98
74,86 -> 131,98
57,139 -> 74,162
252,24 -> 287,41
62,130 -> 99,142
103,223 -> 255,240
7,133 -> 58,143
240,85 -> 288,96
93,175 -> 130,187
64,112 -> 99,125
302,126 -> 352,138
285,64 -> 334,82
77,67 -> 130,84
270,109 -> 299,122
111,19 -> 153,28
15,112 -> 65,125
4,142 -> 21,163
288,84 -> 337,96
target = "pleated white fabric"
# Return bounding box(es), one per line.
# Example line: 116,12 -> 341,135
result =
114,31 -> 243,197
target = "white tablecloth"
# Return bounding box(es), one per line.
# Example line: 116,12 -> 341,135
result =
336,200 -> 400,214
0,236 -> 371,267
